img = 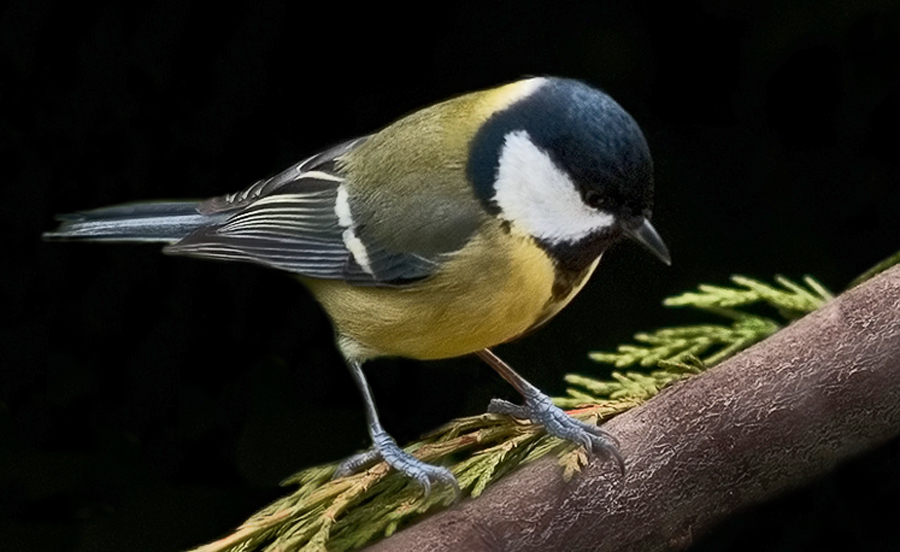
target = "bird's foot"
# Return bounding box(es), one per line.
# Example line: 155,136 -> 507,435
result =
489,389 -> 624,473
333,430 -> 459,498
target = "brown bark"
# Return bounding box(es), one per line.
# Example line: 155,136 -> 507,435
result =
366,265 -> 900,552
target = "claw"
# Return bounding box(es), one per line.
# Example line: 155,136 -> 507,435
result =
603,440 -> 626,474
475,349 -> 624,476
494,388 -> 625,474
339,358 -> 460,499
417,474 -> 432,498
333,448 -> 381,479
334,432 -> 460,500
487,398 -> 529,418
574,418 -> 621,448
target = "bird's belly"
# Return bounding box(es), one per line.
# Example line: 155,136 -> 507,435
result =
303,233 -> 596,360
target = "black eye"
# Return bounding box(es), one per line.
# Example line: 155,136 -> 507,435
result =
584,189 -> 607,210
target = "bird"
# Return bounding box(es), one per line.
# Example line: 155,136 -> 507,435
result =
44,76 -> 670,496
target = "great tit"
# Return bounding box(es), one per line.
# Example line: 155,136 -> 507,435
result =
45,76 -> 670,495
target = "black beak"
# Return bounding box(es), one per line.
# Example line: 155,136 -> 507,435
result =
625,218 -> 671,265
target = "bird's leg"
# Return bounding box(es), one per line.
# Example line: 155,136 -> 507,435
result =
477,348 -> 624,472
333,358 -> 459,497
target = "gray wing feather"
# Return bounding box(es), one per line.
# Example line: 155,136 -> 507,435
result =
197,138 -> 367,215
165,138 -> 439,286
166,183 -> 353,277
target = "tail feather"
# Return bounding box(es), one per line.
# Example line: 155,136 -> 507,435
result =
44,201 -> 228,244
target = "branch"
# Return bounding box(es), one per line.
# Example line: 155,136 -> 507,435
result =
366,265 -> 900,552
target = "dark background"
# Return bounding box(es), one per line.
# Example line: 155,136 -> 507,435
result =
3,1 -> 900,551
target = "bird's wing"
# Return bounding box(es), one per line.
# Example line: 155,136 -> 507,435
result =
164,138 -> 459,286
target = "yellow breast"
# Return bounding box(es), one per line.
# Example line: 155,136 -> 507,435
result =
302,224 -> 599,361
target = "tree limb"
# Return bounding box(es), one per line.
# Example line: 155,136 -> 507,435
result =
366,265 -> 900,552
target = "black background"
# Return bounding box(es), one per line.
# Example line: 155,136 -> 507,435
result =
3,1 -> 900,551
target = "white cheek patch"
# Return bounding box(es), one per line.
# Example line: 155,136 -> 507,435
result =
335,184 -> 374,275
492,130 -> 615,244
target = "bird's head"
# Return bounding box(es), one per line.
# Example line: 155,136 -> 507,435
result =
468,77 -> 670,271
